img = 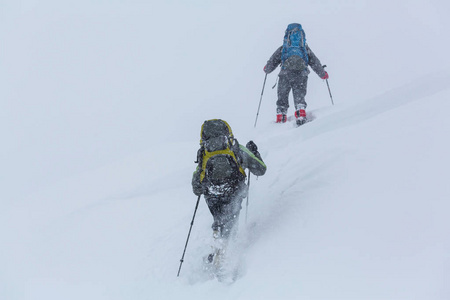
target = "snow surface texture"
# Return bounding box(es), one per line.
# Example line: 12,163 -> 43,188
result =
1,1 -> 450,299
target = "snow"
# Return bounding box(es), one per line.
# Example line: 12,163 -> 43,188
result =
1,1 -> 450,299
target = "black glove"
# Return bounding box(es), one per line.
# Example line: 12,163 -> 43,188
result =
193,182 -> 208,196
246,141 -> 258,154
193,186 -> 202,196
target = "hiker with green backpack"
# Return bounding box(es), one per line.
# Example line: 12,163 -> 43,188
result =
191,119 -> 267,241
264,23 -> 329,126
176,120 -> 267,277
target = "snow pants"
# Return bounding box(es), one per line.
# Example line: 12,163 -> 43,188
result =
276,72 -> 308,114
205,194 -> 244,239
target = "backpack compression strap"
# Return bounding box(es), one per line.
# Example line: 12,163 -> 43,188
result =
199,148 -> 246,182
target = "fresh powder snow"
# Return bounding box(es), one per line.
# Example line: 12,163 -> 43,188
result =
1,1 -> 449,299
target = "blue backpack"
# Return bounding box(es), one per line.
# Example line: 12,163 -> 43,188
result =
281,23 -> 309,70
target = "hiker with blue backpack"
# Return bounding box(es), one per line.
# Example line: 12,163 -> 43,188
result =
264,23 -> 329,126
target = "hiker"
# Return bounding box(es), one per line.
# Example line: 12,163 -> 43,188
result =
191,119 -> 267,240
264,23 -> 329,126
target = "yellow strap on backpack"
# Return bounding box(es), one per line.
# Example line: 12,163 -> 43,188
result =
199,149 -> 246,182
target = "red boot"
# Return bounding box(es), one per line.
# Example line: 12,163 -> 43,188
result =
276,114 -> 287,123
295,109 -> 307,126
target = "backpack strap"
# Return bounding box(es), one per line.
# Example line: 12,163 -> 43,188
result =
199,138 -> 246,183
195,145 -> 205,164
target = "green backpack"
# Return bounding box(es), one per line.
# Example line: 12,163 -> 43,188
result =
196,119 -> 246,194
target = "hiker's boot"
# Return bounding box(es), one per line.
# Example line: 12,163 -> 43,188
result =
295,109 -> 307,126
276,114 -> 287,123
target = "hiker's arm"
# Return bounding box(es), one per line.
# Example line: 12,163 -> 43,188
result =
191,167 -> 204,196
239,144 -> 267,176
306,45 -> 327,78
264,46 -> 282,74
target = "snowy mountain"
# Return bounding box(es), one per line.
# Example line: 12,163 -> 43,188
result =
2,1 -> 450,299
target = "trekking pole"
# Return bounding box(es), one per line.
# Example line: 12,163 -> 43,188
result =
254,73 -> 268,128
245,171 -> 251,224
177,195 -> 201,277
323,65 -> 334,105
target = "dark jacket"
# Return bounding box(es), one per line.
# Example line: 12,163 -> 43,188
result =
192,143 -> 267,197
265,45 -> 326,78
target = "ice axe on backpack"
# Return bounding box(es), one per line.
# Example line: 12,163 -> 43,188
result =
323,65 -> 334,105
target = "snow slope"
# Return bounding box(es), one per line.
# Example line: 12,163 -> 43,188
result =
2,1 -> 450,299
3,72 -> 450,299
